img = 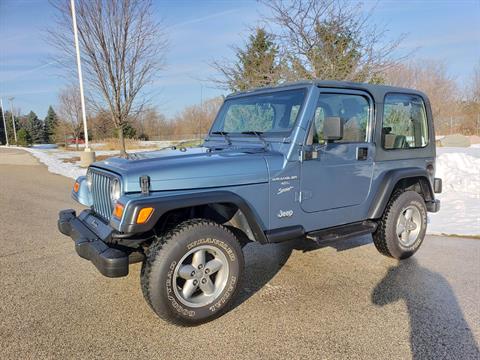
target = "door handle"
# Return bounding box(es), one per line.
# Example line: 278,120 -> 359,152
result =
356,147 -> 368,160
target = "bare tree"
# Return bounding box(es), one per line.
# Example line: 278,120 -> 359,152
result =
471,60 -> 480,103
171,97 -> 223,139
133,107 -> 168,139
260,0 -> 408,82
462,60 -> 480,135
48,0 -> 167,156
384,60 -> 459,134
57,86 -> 84,150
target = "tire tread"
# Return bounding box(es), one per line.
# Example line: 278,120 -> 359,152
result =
373,190 -> 427,260
140,218 -> 242,326
372,190 -> 404,258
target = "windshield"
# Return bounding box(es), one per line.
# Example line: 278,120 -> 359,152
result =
210,88 -> 306,137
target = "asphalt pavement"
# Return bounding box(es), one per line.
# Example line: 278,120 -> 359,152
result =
0,147 -> 479,359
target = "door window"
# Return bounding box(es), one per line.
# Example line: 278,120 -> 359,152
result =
310,93 -> 370,144
382,94 -> 429,149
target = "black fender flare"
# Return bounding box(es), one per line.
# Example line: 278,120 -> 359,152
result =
368,167 -> 434,219
117,191 -> 268,243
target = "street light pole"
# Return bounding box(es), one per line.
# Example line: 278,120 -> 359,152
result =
0,98 -> 9,146
70,0 -> 95,166
8,97 -> 18,143
199,84 -> 203,139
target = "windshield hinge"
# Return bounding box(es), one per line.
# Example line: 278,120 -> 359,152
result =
140,175 -> 150,195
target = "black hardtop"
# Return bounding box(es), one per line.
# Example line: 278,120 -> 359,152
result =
227,80 -> 429,104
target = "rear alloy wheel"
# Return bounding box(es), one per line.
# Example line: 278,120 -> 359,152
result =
141,219 -> 244,325
396,205 -> 422,247
373,191 -> 427,259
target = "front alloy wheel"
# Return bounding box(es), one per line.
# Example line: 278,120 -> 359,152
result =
173,245 -> 230,308
141,219 -> 244,325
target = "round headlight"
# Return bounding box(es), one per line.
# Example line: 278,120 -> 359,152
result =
86,172 -> 92,190
110,178 -> 121,203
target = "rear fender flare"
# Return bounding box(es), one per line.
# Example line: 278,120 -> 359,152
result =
368,168 -> 434,219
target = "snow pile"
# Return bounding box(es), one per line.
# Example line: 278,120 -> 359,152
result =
435,152 -> 480,194
22,146 -> 161,180
428,147 -> 480,236
23,147 -> 87,180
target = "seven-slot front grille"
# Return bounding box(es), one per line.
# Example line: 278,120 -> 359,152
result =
88,168 -> 116,220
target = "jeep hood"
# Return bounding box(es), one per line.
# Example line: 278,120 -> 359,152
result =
92,147 -> 271,193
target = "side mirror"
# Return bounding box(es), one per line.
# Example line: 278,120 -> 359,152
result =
323,116 -> 343,141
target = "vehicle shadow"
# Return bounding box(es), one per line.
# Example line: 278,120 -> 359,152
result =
372,258 -> 480,359
234,235 -> 372,307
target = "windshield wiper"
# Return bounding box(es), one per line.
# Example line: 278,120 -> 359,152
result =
241,131 -> 268,149
157,139 -> 191,152
211,131 -> 232,146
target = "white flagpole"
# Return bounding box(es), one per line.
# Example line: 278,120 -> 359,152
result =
8,97 -> 17,143
0,98 -> 9,146
71,0 -> 89,151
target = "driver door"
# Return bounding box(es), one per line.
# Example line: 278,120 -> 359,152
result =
300,89 -> 375,214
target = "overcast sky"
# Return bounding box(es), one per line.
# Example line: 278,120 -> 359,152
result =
0,0 -> 479,119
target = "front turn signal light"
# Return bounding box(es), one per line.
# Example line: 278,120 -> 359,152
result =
73,182 -> 80,193
137,207 -> 154,224
113,203 -> 124,219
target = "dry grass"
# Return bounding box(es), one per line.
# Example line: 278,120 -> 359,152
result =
62,154 -> 116,163
178,139 -> 203,148
92,138 -> 158,151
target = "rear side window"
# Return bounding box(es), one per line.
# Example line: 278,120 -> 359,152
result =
382,94 -> 429,149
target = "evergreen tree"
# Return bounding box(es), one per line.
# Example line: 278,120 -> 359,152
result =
212,28 -> 282,92
283,19 -> 378,82
114,122 -> 137,139
261,0 -> 405,83
25,111 -> 45,144
16,128 -> 32,146
44,106 -> 58,143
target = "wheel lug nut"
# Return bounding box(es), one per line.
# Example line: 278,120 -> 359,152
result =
198,264 -> 203,269
190,271 -> 195,276
201,278 -> 207,284
205,269 -> 210,274
193,280 -> 198,286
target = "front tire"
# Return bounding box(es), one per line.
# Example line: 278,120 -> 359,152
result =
373,191 -> 427,259
141,219 -> 244,326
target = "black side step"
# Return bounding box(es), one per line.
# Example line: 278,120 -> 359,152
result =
265,225 -> 305,243
306,221 -> 377,243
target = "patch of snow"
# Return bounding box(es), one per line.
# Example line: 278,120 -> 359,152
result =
73,140 -> 179,149
22,147 -> 87,180
31,144 -> 58,149
138,140 -> 180,147
20,147 -> 159,180
428,146 -> 480,236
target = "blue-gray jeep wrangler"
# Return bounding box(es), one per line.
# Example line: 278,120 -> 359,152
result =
58,81 -> 442,325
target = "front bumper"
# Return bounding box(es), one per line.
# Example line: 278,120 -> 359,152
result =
58,209 -> 129,277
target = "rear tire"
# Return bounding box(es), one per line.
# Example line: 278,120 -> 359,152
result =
141,219 -> 244,326
373,191 -> 427,259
